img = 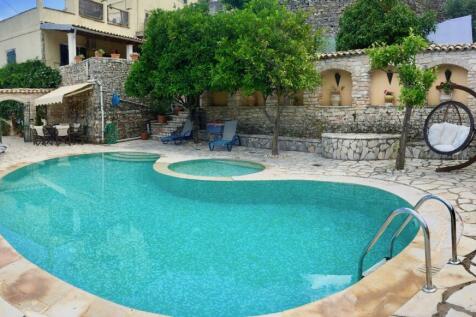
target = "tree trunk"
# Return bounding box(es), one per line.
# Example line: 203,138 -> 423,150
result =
271,110 -> 280,156
395,105 -> 413,170
190,95 -> 200,144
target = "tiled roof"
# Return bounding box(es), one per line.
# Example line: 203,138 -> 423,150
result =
0,88 -> 53,94
72,24 -> 144,43
319,43 -> 476,60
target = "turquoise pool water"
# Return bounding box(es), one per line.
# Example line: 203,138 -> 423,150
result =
168,159 -> 265,177
0,153 -> 417,317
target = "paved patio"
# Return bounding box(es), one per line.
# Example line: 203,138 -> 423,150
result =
0,136 -> 475,317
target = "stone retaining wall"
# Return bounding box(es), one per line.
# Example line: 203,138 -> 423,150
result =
239,134 -> 321,153
321,133 -> 400,160
60,58 -> 153,143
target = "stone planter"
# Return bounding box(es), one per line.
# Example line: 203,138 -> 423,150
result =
384,94 -> 394,104
321,133 -> 400,160
330,93 -> 341,106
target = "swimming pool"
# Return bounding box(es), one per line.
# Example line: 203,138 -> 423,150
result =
0,153 -> 417,317
168,159 -> 265,177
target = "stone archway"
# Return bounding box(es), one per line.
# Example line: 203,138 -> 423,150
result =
0,88 -> 52,141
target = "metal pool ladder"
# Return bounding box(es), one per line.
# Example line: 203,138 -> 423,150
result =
357,194 -> 460,293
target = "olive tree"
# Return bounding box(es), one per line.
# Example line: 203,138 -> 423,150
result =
368,32 -> 436,170
212,0 -> 321,155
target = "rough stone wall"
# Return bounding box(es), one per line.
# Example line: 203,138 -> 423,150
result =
286,0 -> 446,36
60,58 -> 153,143
203,49 -> 476,143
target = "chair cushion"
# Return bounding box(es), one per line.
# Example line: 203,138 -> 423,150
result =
428,122 -> 471,152
439,122 -> 460,145
428,123 -> 444,146
452,125 -> 471,149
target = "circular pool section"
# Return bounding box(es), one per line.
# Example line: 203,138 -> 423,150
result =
168,159 -> 265,177
0,154 -> 417,317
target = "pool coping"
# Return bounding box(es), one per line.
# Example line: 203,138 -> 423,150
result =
0,151 -> 460,317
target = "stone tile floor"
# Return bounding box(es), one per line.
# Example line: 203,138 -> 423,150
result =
0,136 -> 475,317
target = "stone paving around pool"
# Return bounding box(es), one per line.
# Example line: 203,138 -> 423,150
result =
0,136 -> 475,317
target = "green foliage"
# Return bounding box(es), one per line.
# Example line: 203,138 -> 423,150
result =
0,100 -> 23,120
444,0 -> 476,41
220,0 -> 250,9
212,0 -> 321,99
367,32 -> 436,107
336,0 -> 436,51
0,60 -> 61,89
125,3 -> 221,109
150,97 -> 172,115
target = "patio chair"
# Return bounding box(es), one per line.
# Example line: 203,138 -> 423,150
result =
33,126 -> 48,145
160,119 -> 193,145
209,120 -> 239,152
55,125 -> 71,145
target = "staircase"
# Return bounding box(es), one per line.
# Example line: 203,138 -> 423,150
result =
150,110 -> 190,141
104,152 -> 160,162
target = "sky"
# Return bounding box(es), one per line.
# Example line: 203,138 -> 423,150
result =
0,0 -> 66,21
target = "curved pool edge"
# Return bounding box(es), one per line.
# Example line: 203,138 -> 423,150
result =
0,151 -> 458,317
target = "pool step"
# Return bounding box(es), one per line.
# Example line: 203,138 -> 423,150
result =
362,258 -> 387,277
104,152 -> 160,162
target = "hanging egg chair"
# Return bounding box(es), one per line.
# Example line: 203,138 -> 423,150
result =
423,100 -> 475,156
423,82 -> 476,172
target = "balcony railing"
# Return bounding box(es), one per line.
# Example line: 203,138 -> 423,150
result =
108,6 -> 129,27
79,0 -> 103,21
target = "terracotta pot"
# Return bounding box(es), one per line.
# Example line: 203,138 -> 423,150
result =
157,115 -> 167,124
140,132 -> 149,140
74,56 -> 84,63
130,52 -> 140,61
111,53 -> 121,59
330,93 -> 341,106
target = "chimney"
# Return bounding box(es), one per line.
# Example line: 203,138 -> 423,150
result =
36,0 -> 44,8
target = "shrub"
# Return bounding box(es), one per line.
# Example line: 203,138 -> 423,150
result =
0,60 -> 61,89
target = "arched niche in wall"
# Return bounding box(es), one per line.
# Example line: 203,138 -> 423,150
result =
319,69 -> 352,106
370,69 -> 401,106
208,91 -> 229,107
427,64 -> 468,106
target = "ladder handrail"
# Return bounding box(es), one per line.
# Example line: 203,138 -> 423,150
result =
357,207 -> 436,293
388,194 -> 460,265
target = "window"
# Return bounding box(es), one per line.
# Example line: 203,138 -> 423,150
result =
79,0 -> 103,21
6,49 -> 16,64
108,6 -> 129,27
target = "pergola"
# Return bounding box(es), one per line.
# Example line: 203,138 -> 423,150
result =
0,88 -> 52,141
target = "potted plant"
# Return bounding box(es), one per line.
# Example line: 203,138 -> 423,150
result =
130,52 -> 140,61
111,50 -> 121,59
151,98 -> 171,124
95,49 -> 105,57
330,86 -> 343,106
384,90 -> 394,104
440,82 -> 453,102
140,131 -> 149,140
74,54 -> 84,63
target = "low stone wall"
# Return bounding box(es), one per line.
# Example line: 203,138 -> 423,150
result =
321,133 -> 400,160
406,141 -> 476,160
239,134 -> 321,153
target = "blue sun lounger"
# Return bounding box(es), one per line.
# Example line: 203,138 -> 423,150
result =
160,119 -> 193,145
209,120 -> 239,151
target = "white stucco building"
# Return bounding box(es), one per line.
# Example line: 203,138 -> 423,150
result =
0,0 -> 192,67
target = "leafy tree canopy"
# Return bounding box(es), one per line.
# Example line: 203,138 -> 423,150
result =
367,32 -> 437,169
125,1 -> 222,108
336,0 -> 436,51
212,0 -> 321,155
0,60 -> 61,89
444,0 -> 476,41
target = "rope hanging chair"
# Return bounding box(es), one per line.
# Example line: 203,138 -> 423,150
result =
423,82 -> 476,172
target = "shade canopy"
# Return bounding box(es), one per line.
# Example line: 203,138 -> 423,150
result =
35,83 -> 93,106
